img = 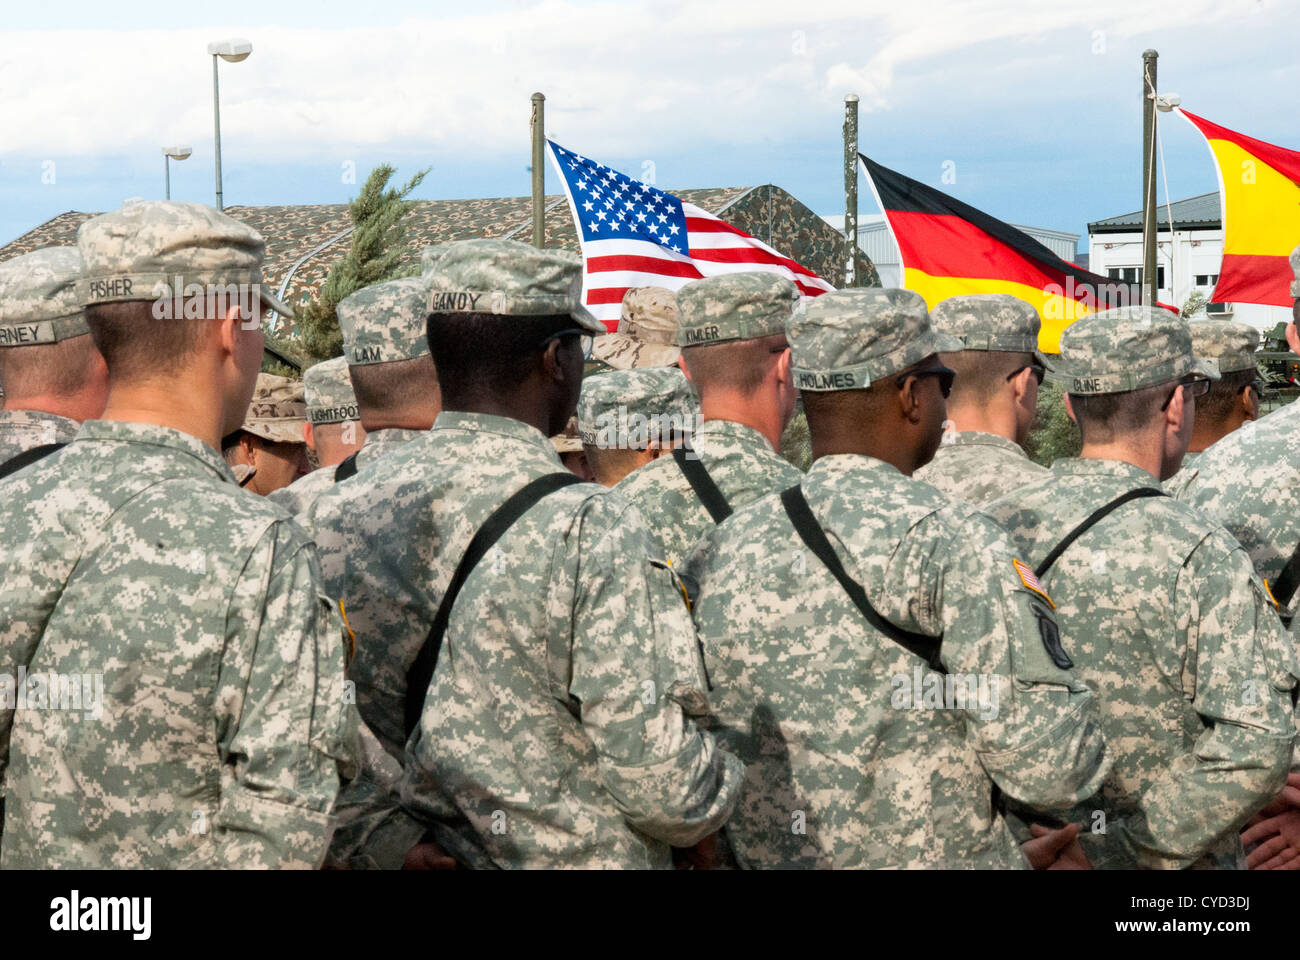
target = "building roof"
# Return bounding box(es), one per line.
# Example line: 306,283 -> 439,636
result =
0,185 -> 873,339
1088,191 -> 1221,233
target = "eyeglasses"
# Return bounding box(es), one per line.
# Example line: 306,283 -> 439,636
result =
1006,362 -> 1046,386
1160,376 -> 1212,411
1239,379 -> 1264,397
539,328 -> 594,359
896,364 -> 956,399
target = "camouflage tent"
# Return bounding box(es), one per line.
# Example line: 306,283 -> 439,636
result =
0,186 -> 877,340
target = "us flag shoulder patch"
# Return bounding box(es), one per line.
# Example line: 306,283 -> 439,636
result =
1013,558 -> 1055,609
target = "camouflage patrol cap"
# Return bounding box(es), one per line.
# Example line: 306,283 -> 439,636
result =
1187,319 -> 1259,375
1058,306 -> 1220,395
550,415 -> 583,454
425,239 -> 605,334
304,356 -> 360,425
577,366 -> 698,447
76,200 -> 292,319
0,247 -> 89,347
789,288 -> 962,391
1290,242 -> 1300,298
931,293 -> 1053,369
590,287 -> 681,369
676,272 -> 798,348
420,243 -> 449,276
337,276 -> 431,366
240,373 -> 307,444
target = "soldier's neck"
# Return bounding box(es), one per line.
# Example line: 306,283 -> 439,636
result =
1078,441 -> 1164,480
698,393 -> 784,451
942,401 -> 1019,445
100,380 -> 227,452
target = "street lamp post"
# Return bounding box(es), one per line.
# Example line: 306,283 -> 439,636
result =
163,145 -> 192,201
207,38 -> 252,210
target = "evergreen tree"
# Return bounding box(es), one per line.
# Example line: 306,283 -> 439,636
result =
298,164 -> 430,362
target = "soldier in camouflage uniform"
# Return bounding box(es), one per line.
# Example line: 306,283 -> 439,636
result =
1178,248 -> 1300,870
0,247 -> 108,468
222,372 -> 311,496
686,287 -> 1108,869
1180,247 -> 1300,590
986,305 -> 1298,869
330,239 -> 741,868
588,286 -> 682,373
0,200 -> 356,868
1163,318 -> 1260,498
578,366 -> 698,486
616,272 -> 803,567
913,294 -> 1049,504
266,356 -> 365,514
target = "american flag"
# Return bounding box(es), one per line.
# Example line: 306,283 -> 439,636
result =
547,139 -> 835,330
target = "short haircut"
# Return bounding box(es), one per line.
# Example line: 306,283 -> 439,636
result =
583,443 -> 648,485
1068,382 -> 1168,444
348,354 -> 438,415
1196,368 -> 1257,425
680,333 -> 788,397
426,312 -> 575,404
0,331 -> 101,398
86,300 -> 204,381
939,349 -> 1033,406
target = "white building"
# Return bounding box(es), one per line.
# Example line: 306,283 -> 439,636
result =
822,214 -> 1080,289
1087,192 -> 1290,331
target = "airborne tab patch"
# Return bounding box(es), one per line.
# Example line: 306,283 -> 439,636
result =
1013,558 -> 1054,609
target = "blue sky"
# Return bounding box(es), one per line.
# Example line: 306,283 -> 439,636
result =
1,0 -> 1294,254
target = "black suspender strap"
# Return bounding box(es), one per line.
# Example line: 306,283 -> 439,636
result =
334,453 -> 360,483
780,484 -> 945,673
671,447 -> 732,524
1034,488 -> 1168,580
403,472 -> 585,739
1267,539 -> 1300,611
0,443 -> 66,481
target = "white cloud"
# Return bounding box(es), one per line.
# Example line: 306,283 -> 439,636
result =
0,0 -> 1283,166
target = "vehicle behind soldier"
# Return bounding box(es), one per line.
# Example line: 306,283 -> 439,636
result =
359,238 -> 741,869
0,247 -> 108,470
1164,318 -> 1261,498
687,286 -> 1109,869
223,372 -> 311,495
985,305 -> 1298,869
578,365 -> 699,486
616,271 -> 803,567
0,199 -> 356,868
912,293 -> 1048,504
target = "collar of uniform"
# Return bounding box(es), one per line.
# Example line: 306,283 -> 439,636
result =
432,410 -> 558,459
1049,456 -> 1162,488
0,408 -> 81,442
695,417 -> 774,451
362,426 -> 426,452
74,419 -> 236,482
941,430 -> 1028,458
805,451 -> 904,486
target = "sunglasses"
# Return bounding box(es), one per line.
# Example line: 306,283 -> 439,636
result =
1160,376 -> 1212,411
1006,361 -> 1046,386
539,328 -> 594,359
896,364 -> 956,399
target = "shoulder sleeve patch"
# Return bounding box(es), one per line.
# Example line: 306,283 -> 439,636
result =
1013,558 -> 1055,609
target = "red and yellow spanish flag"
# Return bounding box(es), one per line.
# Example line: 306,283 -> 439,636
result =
860,154 -> 1131,352
1178,110 -> 1300,307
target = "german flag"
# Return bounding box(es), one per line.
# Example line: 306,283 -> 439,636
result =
860,154 -> 1132,352
1177,110 -> 1300,308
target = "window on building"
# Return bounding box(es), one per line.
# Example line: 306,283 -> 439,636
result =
1106,266 -> 1165,287
1206,302 -> 1231,314
1195,273 -> 1220,287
